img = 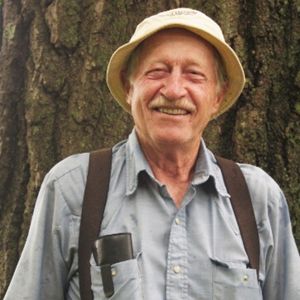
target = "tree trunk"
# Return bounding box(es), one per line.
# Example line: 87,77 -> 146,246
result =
0,0 -> 299,296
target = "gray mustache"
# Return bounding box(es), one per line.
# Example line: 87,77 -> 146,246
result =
148,96 -> 196,112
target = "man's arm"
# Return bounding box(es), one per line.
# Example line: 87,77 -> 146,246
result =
4,160 -> 82,300
241,164 -> 300,299
262,188 -> 300,299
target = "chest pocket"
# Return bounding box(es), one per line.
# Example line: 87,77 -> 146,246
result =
90,254 -> 142,299
210,258 -> 262,300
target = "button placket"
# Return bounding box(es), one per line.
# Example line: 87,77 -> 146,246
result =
166,209 -> 188,300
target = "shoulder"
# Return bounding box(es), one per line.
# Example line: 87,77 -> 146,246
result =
238,163 -> 287,221
44,152 -> 90,216
48,152 -> 90,180
43,142 -> 128,217
238,163 -> 283,200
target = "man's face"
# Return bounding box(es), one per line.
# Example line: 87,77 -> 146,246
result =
125,29 -> 225,151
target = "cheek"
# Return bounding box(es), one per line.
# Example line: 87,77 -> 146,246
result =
130,92 -> 151,113
128,80 -> 166,115
130,97 -> 146,122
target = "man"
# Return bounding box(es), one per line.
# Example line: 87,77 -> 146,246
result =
4,7 -> 300,300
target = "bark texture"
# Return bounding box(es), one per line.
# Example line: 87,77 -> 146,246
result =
0,0 -> 299,296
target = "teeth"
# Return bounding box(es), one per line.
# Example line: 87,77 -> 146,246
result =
158,108 -> 188,115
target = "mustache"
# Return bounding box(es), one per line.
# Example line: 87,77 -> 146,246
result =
148,96 -> 196,112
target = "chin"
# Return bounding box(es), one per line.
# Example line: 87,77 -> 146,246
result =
152,131 -> 193,146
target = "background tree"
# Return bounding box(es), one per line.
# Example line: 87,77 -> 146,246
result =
0,0 -> 299,297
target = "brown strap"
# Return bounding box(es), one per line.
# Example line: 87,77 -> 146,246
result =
79,148 -> 112,300
215,156 -> 260,278
78,149 -> 259,299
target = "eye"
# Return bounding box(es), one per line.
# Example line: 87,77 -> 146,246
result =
146,68 -> 168,79
185,69 -> 206,82
187,69 -> 203,76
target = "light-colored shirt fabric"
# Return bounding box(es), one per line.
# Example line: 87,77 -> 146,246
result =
4,130 -> 300,300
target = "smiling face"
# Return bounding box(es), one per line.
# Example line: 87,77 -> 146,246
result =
125,29 -> 225,152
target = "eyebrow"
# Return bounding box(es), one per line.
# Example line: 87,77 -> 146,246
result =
146,58 -> 205,68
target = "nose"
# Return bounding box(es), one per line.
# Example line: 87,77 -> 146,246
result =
160,69 -> 187,100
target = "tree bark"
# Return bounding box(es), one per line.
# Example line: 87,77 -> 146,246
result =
0,0 -> 299,297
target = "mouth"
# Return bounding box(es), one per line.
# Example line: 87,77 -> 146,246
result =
149,97 -> 196,116
155,107 -> 190,115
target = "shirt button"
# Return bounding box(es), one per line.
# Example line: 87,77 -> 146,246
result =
175,218 -> 180,225
242,274 -> 249,282
111,268 -> 117,277
173,265 -> 181,273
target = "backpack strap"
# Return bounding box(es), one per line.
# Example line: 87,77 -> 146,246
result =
79,148 -> 112,300
215,156 -> 260,278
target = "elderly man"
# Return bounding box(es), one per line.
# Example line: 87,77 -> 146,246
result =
4,8 -> 300,300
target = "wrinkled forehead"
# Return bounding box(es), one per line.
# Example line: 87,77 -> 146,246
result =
140,27 -> 218,55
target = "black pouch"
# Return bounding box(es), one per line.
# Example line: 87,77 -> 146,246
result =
93,233 -> 133,298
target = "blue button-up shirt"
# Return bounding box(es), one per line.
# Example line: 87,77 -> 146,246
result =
4,130 -> 300,300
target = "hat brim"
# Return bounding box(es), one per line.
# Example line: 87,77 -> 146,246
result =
106,23 -> 245,118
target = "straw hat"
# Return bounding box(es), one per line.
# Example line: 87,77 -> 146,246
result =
106,8 -> 245,117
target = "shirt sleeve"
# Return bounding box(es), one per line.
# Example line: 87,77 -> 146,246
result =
241,164 -> 300,300
4,161 -> 82,300
262,187 -> 300,299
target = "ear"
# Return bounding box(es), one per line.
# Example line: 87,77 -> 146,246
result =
212,82 -> 228,112
121,70 -> 132,105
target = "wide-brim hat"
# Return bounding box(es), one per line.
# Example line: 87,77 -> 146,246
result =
106,8 -> 245,118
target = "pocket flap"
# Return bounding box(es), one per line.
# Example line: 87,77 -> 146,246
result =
210,257 -> 259,288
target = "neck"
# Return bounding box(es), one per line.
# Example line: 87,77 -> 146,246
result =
145,145 -> 199,180
137,134 -> 201,207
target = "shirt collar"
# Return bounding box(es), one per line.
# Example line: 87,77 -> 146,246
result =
192,140 -> 229,197
125,129 -> 154,196
125,129 -> 229,198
